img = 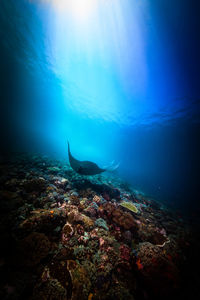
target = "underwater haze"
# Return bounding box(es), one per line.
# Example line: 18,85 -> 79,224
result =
1,0 -> 200,213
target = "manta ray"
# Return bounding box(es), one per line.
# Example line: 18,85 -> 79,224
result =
68,142 -> 119,175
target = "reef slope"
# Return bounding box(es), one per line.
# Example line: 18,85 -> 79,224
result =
0,154 -> 199,300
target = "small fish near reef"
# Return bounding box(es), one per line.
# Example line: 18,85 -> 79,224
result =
136,258 -> 143,270
68,141 -> 119,175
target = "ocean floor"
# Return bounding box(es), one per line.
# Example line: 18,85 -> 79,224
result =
0,153 -> 199,300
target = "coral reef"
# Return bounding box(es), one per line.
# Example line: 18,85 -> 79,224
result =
0,153 -> 198,300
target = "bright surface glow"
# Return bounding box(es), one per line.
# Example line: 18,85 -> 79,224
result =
43,0 -> 147,124
33,0 -> 179,126
51,0 -> 97,23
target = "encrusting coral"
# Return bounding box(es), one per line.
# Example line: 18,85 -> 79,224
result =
119,201 -> 138,213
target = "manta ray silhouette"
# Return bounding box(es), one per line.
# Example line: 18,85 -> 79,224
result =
68,142 -> 106,175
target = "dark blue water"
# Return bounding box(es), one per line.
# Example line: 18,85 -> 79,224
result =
1,0 -> 200,213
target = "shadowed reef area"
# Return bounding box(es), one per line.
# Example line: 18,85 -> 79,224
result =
0,153 -> 199,300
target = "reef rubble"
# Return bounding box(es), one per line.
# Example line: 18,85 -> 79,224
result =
0,153 -> 199,300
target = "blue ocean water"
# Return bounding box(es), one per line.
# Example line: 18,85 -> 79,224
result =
1,0 -> 200,213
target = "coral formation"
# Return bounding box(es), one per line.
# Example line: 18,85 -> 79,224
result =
136,242 -> 180,297
112,209 -> 137,230
32,279 -> 67,300
95,218 -> 109,231
19,232 -> 51,266
18,208 -> 66,238
67,260 -> 91,300
119,201 -> 138,213
66,205 -> 94,230
102,202 -> 137,230
23,177 -> 46,193
62,222 -> 74,237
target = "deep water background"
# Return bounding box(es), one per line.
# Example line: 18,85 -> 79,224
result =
1,0 -> 200,214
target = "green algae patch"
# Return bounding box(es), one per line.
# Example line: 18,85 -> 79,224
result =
119,201 -> 138,213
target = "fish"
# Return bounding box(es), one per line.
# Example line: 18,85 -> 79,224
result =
88,293 -> 93,300
68,142 -> 106,175
136,258 -> 144,270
